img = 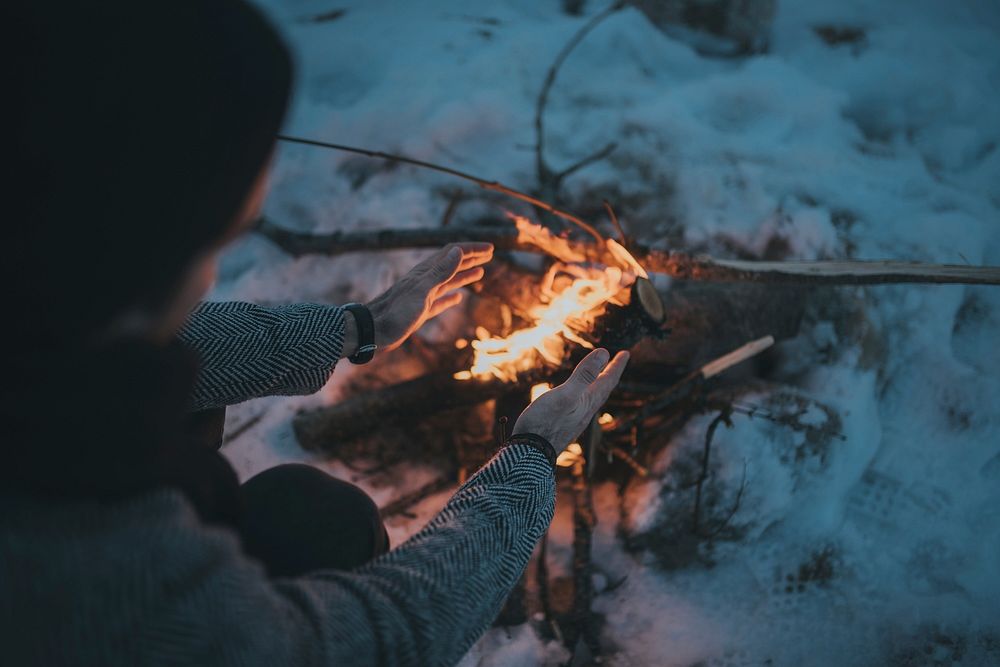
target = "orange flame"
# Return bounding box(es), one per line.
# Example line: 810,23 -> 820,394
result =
455,216 -> 648,383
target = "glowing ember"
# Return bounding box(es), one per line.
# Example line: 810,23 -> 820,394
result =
455,216 -> 649,383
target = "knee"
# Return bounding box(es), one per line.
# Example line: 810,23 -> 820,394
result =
240,464 -> 388,574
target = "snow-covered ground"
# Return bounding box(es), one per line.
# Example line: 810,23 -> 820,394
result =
215,1 -> 1000,664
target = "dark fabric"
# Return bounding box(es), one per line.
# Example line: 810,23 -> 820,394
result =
3,0 -> 291,526
6,0 -> 293,346
239,464 -> 390,576
0,443 -> 557,665
185,407 -> 228,451
181,360 -> 388,576
1,338 -> 243,528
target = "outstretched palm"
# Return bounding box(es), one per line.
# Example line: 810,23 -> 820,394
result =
513,348 -> 630,452
368,242 -> 494,352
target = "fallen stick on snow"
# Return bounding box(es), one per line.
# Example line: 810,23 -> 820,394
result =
629,335 -> 776,429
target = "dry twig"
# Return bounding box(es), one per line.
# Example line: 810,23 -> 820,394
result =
534,1 -> 626,195
692,410 -> 733,534
603,199 -> 627,244
569,457 -> 601,659
276,135 -> 604,244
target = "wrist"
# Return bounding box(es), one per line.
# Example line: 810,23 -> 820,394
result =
505,432 -> 557,469
342,303 -> 377,364
341,309 -> 359,358
511,422 -> 562,451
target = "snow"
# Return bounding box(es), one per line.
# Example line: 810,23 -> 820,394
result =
216,0 -> 1000,664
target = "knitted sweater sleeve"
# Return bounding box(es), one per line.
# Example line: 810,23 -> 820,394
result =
148,442 -> 557,667
176,301 -> 347,410
284,443 -> 556,666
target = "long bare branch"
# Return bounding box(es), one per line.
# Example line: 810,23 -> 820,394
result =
254,220 -> 1000,286
276,135 -> 605,244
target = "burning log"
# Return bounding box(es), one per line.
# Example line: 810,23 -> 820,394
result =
292,278 -> 794,454
294,275 -> 668,453
590,276 -> 667,355
631,282 -> 804,371
255,219 -> 1000,286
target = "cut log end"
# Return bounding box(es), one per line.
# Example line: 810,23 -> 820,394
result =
633,277 -> 665,323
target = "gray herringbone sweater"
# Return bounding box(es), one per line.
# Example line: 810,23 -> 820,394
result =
0,302 -> 556,666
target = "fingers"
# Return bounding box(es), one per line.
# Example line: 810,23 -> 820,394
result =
452,242 -> 494,256
456,243 -> 494,271
585,350 -> 630,408
427,291 -> 463,318
437,266 -> 485,295
565,348 -> 612,391
425,243 -> 493,284
429,246 -> 463,282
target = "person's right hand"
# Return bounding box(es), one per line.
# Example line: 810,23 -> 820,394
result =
512,348 -> 630,452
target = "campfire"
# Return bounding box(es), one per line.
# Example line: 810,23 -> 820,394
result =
290,212 -> 794,460
454,215 -> 657,383
289,213 -> 811,652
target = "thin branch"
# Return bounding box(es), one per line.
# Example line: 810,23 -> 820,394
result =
535,1 -> 626,186
552,141 -> 618,186
570,456 -> 601,658
602,199 -> 627,244
535,534 -> 562,642
692,410 -> 732,534
707,459 -> 748,539
276,134 -> 604,244
439,189 -> 464,227
254,218 -> 518,256
700,336 -> 775,379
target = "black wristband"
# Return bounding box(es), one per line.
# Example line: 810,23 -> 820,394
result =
343,303 -> 377,365
505,433 -> 557,470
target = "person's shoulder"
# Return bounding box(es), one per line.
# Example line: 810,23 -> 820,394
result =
0,488 -> 249,589
0,490 -> 280,662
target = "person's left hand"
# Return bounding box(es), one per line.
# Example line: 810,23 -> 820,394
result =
367,242 -> 494,352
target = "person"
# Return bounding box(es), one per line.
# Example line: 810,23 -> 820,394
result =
1,1 -> 629,665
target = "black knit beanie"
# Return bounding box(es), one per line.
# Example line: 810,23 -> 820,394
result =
2,1 -> 292,510
6,0 -> 292,345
